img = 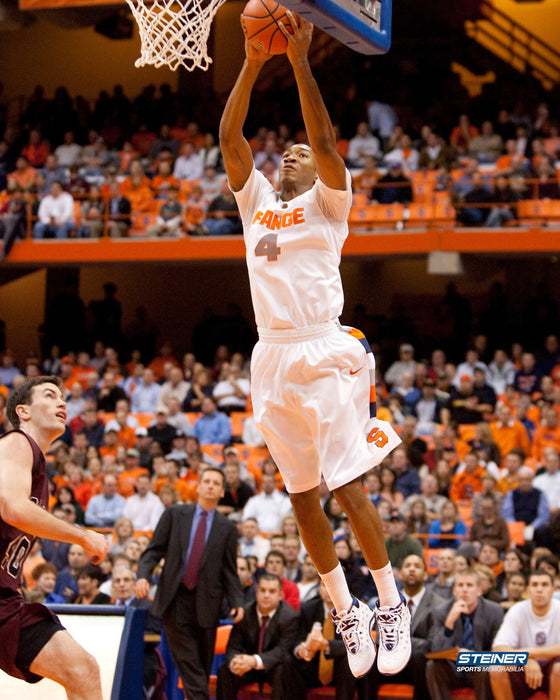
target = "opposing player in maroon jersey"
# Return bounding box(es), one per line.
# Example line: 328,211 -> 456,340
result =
0,376 -> 108,698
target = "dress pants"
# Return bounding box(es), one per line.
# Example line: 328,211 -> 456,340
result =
216,664 -> 281,700
363,648 -> 429,700
426,659 -> 492,700
162,586 -> 217,700
280,655 -> 358,700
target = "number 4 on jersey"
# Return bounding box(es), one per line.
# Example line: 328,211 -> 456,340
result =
255,233 -> 281,262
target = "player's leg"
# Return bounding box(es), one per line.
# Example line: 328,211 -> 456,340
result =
29,629 -> 103,699
489,668 -> 514,700
548,660 -> 560,700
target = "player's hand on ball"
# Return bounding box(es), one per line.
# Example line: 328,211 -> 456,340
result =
279,11 -> 312,61
243,34 -> 272,63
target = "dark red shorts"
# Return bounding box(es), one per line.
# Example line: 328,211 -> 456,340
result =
0,588 -> 65,683
509,657 -> 560,700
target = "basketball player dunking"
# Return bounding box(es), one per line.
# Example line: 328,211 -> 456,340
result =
220,14 -> 411,678
0,377 -> 109,698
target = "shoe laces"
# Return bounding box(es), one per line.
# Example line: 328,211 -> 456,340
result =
335,613 -> 360,654
376,609 -> 401,651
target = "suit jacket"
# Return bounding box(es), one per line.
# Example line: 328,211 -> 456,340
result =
109,195 -> 131,226
296,595 -> 347,668
225,600 -> 299,672
408,588 -> 446,656
429,595 -> 504,653
137,503 -> 243,623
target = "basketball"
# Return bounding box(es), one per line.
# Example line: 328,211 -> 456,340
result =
241,0 -> 294,55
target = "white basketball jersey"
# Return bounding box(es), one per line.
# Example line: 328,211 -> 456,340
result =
234,167 -> 352,330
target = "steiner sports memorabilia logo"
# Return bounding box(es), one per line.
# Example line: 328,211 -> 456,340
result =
456,651 -> 529,671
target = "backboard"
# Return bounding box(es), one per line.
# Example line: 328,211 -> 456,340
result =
282,0 -> 392,54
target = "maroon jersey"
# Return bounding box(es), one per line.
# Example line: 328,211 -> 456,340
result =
0,430 -> 48,591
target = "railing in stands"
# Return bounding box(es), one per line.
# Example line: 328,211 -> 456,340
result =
464,0 -> 560,90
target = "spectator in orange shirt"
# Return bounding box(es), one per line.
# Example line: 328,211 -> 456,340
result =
496,448 -> 525,494
449,451 -> 486,502
7,155 -> 37,192
85,455 -> 104,497
532,406 -> 560,464
449,114 -> 479,156
153,456 -> 193,502
150,158 -> 179,198
117,448 -> 150,498
148,340 -> 180,381
100,427 -> 120,465
490,404 -> 531,464
21,128 -> 50,167
71,351 -> 94,389
110,405 -> 137,449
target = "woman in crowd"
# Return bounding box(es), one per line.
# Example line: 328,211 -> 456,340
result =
495,548 -> 528,597
379,464 -> 404,509
500,571 -> 527,610
407,498 -> 431,536
428,498 -> 467,549
333,536 -> 374,602
53,484 -> 85,525
110,517 -> 135,555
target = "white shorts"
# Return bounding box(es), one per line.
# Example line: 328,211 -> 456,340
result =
251,320 -> 376,494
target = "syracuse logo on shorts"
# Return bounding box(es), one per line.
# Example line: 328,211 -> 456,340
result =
367,426 -> 389,448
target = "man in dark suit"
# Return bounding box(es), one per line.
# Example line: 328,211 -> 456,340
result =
217,573 -> 299,700
426,568 -> 505,700
136,466 -> 244,700
278,579 -> 359,700
106,181 -> 131,237
364,554 -> 445,700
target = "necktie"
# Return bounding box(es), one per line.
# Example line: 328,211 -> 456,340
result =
183,511 -> 207,590
318,617 -> 335,686
407,598 -> 414,620
258,615 -> 270,653
462,614 -> 474,650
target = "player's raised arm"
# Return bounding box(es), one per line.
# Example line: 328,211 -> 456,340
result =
280,13 -> 347,191
0,433 -> 108,562
219,36 -> 271,192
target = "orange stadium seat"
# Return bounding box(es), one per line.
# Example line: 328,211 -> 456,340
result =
131,212 -> 158,235
410,171 -> 435,204
507,521 -> 526,547
518,199 -> 549,225
230,411 -> 251,438
352,192 -> 368,207
424,548 -> 442,576
200,443 -> 225,461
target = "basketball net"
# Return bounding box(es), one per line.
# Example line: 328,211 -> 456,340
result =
125,0 -> 227,71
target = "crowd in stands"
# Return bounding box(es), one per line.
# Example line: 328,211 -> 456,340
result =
2,293 -> 560,694
1,82 -> 560,255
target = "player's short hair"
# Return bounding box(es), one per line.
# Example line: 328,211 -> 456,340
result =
529,568 -> 555,585
200,465 -> 225,487
7,376 -> 65,429
265,550 -> 286,567
258,572 -> 282,589
454,567 -> 482,586
31,561 -> 58,581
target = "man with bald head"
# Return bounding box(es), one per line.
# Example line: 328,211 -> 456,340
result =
502,466 -> 550,544
400,474 -> 446,521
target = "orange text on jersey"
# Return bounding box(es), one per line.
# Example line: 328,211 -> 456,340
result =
252,208 -> 305,230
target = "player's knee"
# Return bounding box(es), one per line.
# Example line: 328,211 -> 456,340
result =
64,650 -> 100,690
551,661 -> 560,678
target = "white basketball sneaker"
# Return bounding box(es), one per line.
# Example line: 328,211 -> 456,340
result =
365,416 -> 402,467
332,597 -> 376,678
375,595 -> 412,675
